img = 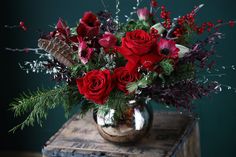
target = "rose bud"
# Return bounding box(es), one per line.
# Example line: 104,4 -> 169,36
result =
98,32 -> 117,48
137,7 -> 150,21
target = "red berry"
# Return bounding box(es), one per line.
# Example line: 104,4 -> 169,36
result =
19,21 -> 25,26
229,21 -> 235,27
151,0 -> 158,7
22,26 -> 27,31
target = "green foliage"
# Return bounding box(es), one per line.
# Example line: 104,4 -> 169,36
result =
160,59 -> 174,76
127,72 -> 158,93
164,63 -> 195,84
79,100 -> 96,117
10,84 -> 82,132
100,90 -> 132,121
70,27 -> 77,36
120,20 -> 150,32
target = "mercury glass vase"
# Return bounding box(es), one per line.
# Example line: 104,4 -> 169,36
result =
93,100 -> 153,143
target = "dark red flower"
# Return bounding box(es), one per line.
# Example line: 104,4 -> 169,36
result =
76,12 -> 100,39
116,29 -> 162,71
51,18 -> 71,41
76,69 -> 113,105
114,67 -> 140,93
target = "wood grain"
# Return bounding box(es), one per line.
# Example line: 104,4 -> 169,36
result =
42,112 -> 200,157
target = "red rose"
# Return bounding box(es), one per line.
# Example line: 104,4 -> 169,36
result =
116,29 -> 162,71
76,12 -> 100,39
76,69 -> 113,104
99,32 -> 117,48
114,67 -> 140,93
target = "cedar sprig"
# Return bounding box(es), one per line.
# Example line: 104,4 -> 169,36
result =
10,84 -> 81,132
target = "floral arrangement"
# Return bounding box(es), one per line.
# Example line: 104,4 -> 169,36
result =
10,0 -> 235,132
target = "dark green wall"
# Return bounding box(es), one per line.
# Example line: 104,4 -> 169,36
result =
0,0 -> 236,156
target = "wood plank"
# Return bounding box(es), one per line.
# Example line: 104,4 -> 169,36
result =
42,112 -> 199,157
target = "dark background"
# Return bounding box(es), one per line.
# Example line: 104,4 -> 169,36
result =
0,0 -> 236,156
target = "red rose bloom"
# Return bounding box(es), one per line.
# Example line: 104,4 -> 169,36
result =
114,67 -> 140,93
76,11 -> 100,39
116,29 -> 162,71
76,69 -> 113,105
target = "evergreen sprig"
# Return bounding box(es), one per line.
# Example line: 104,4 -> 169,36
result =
127,72 -> 158,93
10,84 -> 82,132
99,90 -> 132,122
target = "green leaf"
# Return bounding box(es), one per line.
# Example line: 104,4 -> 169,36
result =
127,72 -> 158,93
160,59 -> 174,76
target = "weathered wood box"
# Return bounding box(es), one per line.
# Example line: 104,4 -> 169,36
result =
42,112 -> 200,157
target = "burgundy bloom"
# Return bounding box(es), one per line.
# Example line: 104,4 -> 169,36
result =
78,37 -> 93,64
157,38 -> 179,59
98,32 -> 117,48
137,8 -> 150,21
51,18 -> 71,41
76,12 -> 100,39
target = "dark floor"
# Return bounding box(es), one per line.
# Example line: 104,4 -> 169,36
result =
0,151 -> 41,157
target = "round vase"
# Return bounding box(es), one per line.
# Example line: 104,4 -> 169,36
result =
93,101 -> 153,143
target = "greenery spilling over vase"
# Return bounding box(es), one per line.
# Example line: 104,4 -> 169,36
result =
10,0 -> 235,135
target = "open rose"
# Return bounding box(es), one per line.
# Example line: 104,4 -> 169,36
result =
116,29 -> 162,71
114,67 -> 140,93
76,11 -> 100,39
76,69 -> 113,104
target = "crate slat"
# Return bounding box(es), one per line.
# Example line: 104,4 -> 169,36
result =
42,112 -> 200,157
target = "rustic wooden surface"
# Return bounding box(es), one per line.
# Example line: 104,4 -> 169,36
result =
42,112 -> 200,157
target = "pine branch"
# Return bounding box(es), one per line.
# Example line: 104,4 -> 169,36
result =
10,84 -> 82,132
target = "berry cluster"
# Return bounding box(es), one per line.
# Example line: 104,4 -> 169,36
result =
160,6 -> 172,29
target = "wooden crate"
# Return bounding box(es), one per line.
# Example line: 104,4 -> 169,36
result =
42,112 -> 200,157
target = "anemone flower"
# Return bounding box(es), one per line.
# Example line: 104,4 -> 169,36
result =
78,37 -> 93,64
157,38 -> 179,59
